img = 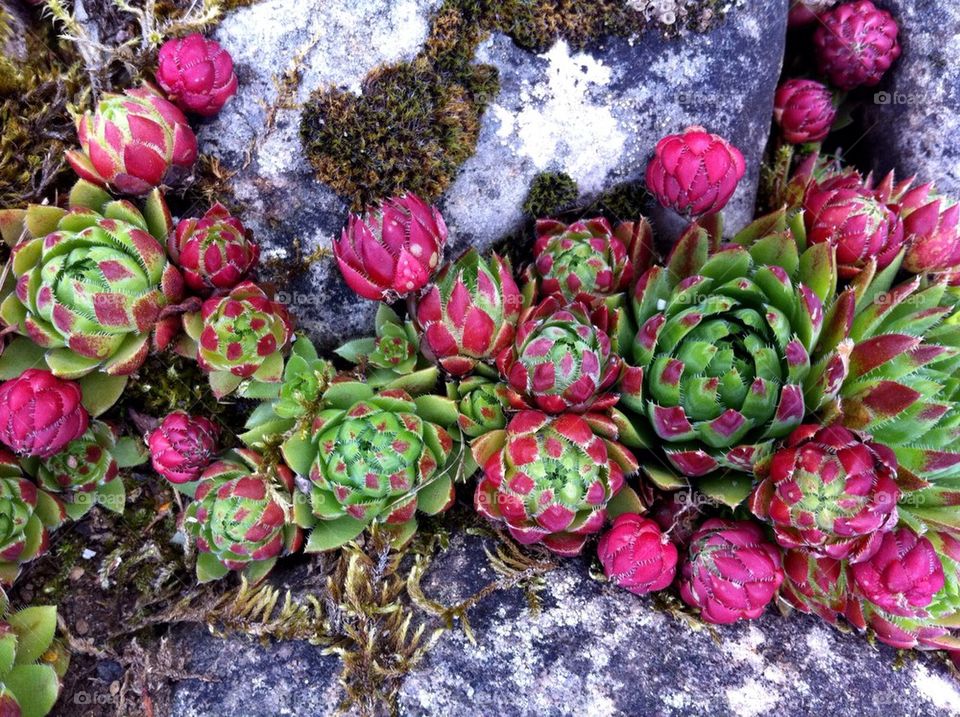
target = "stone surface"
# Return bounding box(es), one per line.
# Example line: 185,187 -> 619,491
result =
863,1 -> 960,193
201,0 -> 788,349
400,534 -> 960,717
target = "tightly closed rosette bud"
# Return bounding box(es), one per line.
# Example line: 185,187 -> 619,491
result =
598,513 -> 678,595
622,221 -> 836,478
497,297 -> 624,414
335,194 -> 446,301
0,181 -> 183,378
186,449 -> 301,583
845,530 -> 960,651
0,369 -> 88,457
282,384 -> 459,551
645,127 -> 745,216
532,218 -> 653,305
750,424 -> 899,563
156,33 -> 238,117
0,450 -> 63,586
773,79 -> 837,144
452,376 -> 508,439
779,550 -> 849,624
169,203 -> 259,294
849,527 -> 944,617
183,281 -> 293,398
679,518 -> 784,624
414,249 -> 521,377
67,85 -> 198,195
804,174 -> 904,278
895,182 -> 960,276
814,0 -> 901,90
148,411 -> 219,484
472,410 -> 639,556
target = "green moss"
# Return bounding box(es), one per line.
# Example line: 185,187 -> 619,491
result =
523,171 -> 579,217
585,180 -> 653,223
301,0 -> 728,210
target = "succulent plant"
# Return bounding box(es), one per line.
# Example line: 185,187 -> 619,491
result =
0,604 -> 68,717
0,450 -> 63,586
335,194 -> 447,302
0,370 -> 88,458
749,424 -> 900,563
844,530 -> 960,651
849,527 -> 945,618
836,279 -> 960,535
66,84 -> 198,195
779,549 -> 849,624
773,79 -> 837,144
156,33 -> 239,117
450,376 -> 508,439
620,218 -> 840,480
35,421 -> 128,520
414,249 -> 522,377
496,297 -> 626,414
282,384 -> 460,551
597,513 -> 678,595
0,181 -> 183,378
471,410 -> 639,556
335,304 -> 438,394
273,336 -> 338,421
894,181 -> 960,276
679,518 -> 784,624
645,127 -> 745,216
532,218 -> 653,305
804,173 -> 904,279
185,449 -> 302,583
182,281 -> 293,398
813,0 -> 901,90
148,411 -> 219,484
169,203 -> 259,294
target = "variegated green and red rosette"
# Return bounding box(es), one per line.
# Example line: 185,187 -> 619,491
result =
186,449 -> 301,584
182,281 -> 293,397
0,181 -> 183,379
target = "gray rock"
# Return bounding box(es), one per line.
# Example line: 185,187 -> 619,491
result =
863,1 -> 960,193
201,0 -> 788,349
398,534 -> 960,717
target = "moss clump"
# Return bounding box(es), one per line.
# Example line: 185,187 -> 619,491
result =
301,0 -> 728,210
523,171 -> 579,217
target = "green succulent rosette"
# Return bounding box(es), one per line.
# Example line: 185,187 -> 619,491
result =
450,376 -> 508,439
617,210 -> 846,503
182,281 -> 293,398
29,421 -> 146,520
0,605 -> 69,717
335,304 -> 439,393
282,382 -> 461,551
274,336 -> 337,420
185,448 -> 302,584
0,451 -> 64,586
0,180 -> 182,380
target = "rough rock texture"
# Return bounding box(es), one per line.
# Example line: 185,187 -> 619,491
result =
200,0 -> 787,349
863,1 -> 960,193
407,533 -> 960,717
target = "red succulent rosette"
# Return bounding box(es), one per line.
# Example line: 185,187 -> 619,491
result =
813,0 -> 901,90
0,369 -> 89,458
148,411 -> 219,484
156,33 -> 238,117
170,203 -> 260,294
773,79 -> 837,144
598,513 -> 678,595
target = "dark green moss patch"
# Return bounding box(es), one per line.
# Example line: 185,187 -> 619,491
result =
523,171 -> 579,217
301,0 -> 727,210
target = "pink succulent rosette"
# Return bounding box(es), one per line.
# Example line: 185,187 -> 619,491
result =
773,79 -> 837,144
0,369 -> 89,458
749,424 -> 900,564
169,203 -> 260,294
779,549 -> 850,624
895,181 -> 960,276
473,411 -> 637,557
156,33 -> 239,117
598,513 -> 678,595
813,0 -> 901,90
67,85 -> 198,196
645,126 -> 745,216
679,519 -> 784,624
335,194 -> 447,302
148,411 -> 219,484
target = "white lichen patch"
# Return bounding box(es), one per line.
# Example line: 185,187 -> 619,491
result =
485,39 -> 626,194
912,662 -> 960,713
726,678 -> 781,717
